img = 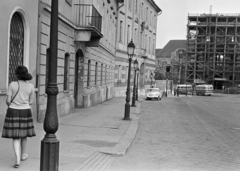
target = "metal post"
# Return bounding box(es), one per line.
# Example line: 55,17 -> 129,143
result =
124,58 -> 132,120
40,0 -> 59,171
131,69 -> 136,107
136,71 -> 139,101
165,74 -> 168,97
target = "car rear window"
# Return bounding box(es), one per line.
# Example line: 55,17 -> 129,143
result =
147,89 -> 159,92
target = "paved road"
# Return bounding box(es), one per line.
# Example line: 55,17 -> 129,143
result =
108,94 -> 240,171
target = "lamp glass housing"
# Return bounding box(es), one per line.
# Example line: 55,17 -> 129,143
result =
133,59 -> 138,70
127,40 -> 135,57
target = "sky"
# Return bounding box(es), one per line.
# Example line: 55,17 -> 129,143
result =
155,0 -> 240,48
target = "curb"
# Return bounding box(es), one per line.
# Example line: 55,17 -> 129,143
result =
73,99 -> 143,171
99,100 -> 142,156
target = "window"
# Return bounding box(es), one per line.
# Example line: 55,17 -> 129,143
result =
119,21 -> 123,42
150,11 -> 152,25
148,37 -> 151,54
135,0 -> 138,13
101,64 -> 103,84
128,0 -> 132,10
9,12 -> 24,83
126,66 -> 129,82
105,65 -> 107,84
135,28 -> 137,44
95,62 -> 98,85
127,25 -> 130,44
118,65 -> 121,81
146,7 -> 148,21
145,34 -> 147,50
153,39 -> 155,55
140,32 -> 142,48
64,53 -> 70,90
87,60 -> 91,87
45,48 -> 50,92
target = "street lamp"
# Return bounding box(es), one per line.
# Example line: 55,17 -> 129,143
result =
150,72 -> 153,87
165,65 -> 171,97
131,59 -> 138,107
136,68 -> 139,101
124,40 -> 135,120
40,0 -> 59,171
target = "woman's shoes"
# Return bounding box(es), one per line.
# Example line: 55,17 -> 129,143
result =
13,163 -> 20,168
13,154 -> 28,168
21,153 -> 28,161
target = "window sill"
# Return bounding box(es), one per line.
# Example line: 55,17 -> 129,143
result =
63,90 -> 69,93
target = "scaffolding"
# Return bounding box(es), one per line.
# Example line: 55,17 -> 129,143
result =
186,13 -> 240,89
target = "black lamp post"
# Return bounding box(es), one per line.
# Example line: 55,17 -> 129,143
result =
131,59 -> 138,107
150,72 -> 153,87
124,40 -> 135,120
40,0 -> 59,171
136,68 -> 139,101
165,65 -> 171,97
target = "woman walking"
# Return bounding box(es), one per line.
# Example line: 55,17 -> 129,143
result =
2,66 -> 36,168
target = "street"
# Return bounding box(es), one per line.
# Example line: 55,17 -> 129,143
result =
108,94 -> 240,171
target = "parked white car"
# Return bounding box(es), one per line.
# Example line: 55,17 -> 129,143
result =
146,88 -> 162,100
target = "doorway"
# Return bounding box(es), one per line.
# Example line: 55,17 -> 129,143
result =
74,49 -> 84,108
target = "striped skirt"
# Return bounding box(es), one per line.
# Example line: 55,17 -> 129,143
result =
2,108 -> 36,139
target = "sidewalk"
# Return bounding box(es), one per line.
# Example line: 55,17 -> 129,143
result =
0,97 -> 142,171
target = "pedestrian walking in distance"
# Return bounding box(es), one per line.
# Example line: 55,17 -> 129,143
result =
2,66 -> 36,168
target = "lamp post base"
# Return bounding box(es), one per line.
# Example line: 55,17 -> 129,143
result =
124,103 -> 131,120
40,134 -> 59,171
131,96 -> 136,107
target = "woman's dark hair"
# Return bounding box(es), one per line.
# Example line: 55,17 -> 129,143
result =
15,66 -> 32,81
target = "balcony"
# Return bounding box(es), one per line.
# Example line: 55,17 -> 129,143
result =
73,4 -> 103,47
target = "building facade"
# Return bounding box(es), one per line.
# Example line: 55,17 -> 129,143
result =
0,0 -> 39,131
37,0 -> 122,122
114,0 -> 161,96
156,40 -> 186,83
187,13 -> 240,89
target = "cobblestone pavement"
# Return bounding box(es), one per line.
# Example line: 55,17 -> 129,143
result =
108,94 -> 240,171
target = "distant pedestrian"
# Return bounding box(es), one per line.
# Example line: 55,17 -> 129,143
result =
2,66 -> 36,168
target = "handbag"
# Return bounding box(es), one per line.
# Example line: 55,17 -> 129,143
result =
8,81 -> 20,107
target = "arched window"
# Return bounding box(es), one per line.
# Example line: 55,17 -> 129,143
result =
9,12 -> 24,83
64,53 -> 70,90
95,62 -> 98,85
87,60 -> 91,87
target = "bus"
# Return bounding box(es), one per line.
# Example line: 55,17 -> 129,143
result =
195,84 -> 213,96
176,84 -> 193,94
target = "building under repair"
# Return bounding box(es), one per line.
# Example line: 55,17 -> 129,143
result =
186,13 -> 240,89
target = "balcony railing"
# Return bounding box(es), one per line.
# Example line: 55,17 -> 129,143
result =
74,4 -> 102,32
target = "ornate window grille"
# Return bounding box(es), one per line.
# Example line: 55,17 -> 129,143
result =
9,13 -> 24,84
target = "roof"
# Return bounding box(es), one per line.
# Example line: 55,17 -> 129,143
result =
155,48 -> 162,55
149,0 -> 162,13
156,40 -> 187,59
